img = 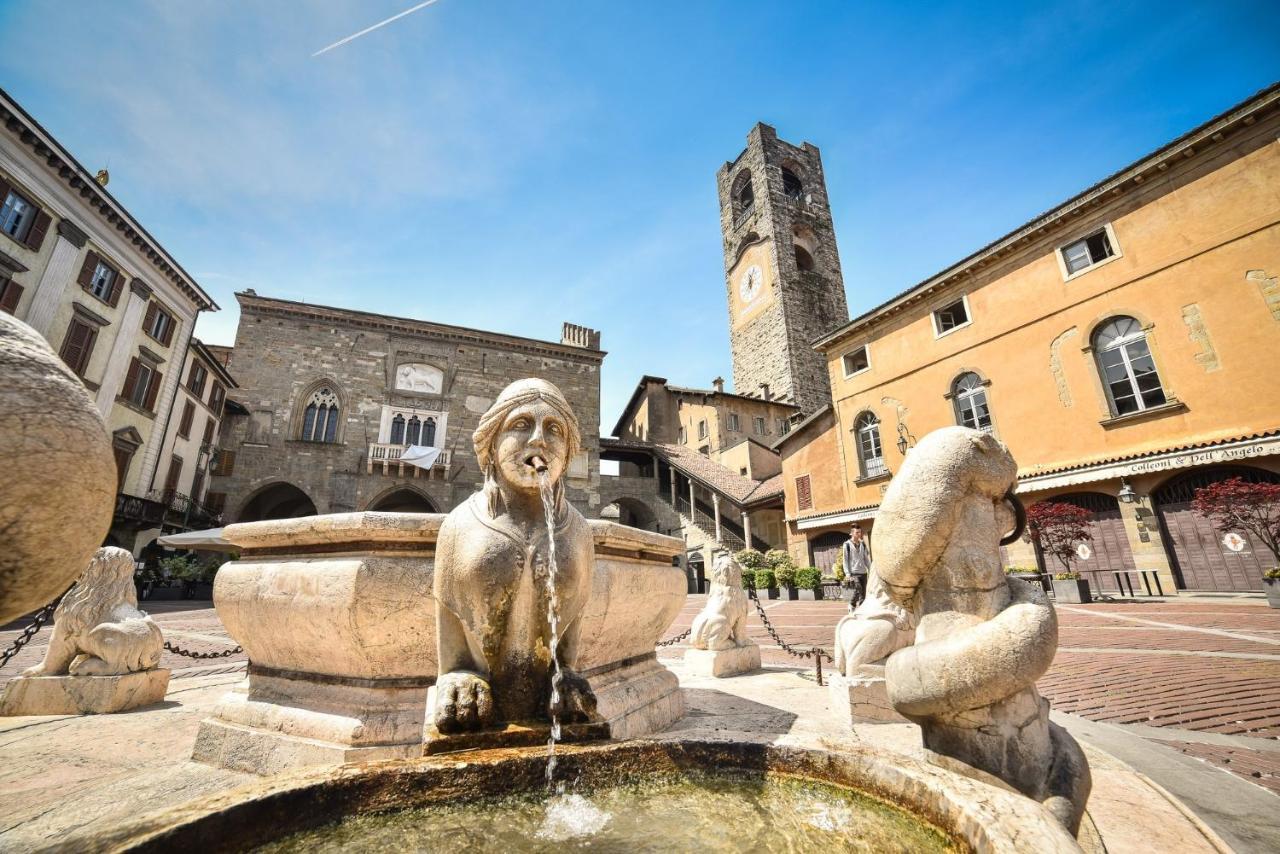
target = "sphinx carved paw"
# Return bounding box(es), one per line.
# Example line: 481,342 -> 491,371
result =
435,671 -> 494,733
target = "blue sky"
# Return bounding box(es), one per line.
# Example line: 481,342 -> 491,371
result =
2,1 -> 1277,431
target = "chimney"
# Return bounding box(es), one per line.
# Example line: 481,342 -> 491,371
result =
561,322 -> 601,350
759,382 -> 771,401
712,376 -> 725,393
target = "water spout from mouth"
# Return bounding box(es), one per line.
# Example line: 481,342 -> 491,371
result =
529,455 -> 549,474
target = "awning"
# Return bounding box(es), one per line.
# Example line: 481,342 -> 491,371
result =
156,527 -> 237,552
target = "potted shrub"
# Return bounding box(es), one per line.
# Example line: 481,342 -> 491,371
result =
795,566 -> 823,600
1051,571 -> 1092,604
1191,478 -> 1280,608
161,554 -> 204,600
755,568 -> 779,600
739,566 -> 756,591
775,564 -> 798,600
1265,569 -> 1280,610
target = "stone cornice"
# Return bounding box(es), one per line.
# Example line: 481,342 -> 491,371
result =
129,278 -> 153,300
0,88 -> 218,312
236,292 -> 607,365
815,81 -> 1280,351
55,217 -> 87,248
0,248 -> 28,274
70,301 -> 111,327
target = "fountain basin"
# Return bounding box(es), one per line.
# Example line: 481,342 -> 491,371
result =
78,740 -> 1081,852
193,512 -> 687,774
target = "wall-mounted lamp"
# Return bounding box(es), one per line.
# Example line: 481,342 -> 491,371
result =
896,422 -> 914,456
1117,479 -> 1136,504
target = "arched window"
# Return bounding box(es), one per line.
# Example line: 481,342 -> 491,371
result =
301,386 -> 340,443
731,171 -> 754,219
390,414 -> 406,445
855,412 -> 886,479
406,415 -> 422,446
1092,317 -> 1166,416
952,373 -> 992,432
423,416 -> 437,447
781,165 -> 803,200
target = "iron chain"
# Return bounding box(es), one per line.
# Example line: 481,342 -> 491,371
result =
162,641 -> 243,659
0,585 -> 74,670
746,586 -> 834,685
656,627 -> 691,648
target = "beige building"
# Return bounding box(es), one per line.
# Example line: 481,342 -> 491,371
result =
781,83 -> 1280,593
0,87 -> 219,554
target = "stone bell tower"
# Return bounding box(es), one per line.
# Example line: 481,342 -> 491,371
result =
716,123 -> 849,415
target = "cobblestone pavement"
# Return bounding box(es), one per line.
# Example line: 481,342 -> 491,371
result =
5,595 -> 1277,796
659,593 -> 1280,796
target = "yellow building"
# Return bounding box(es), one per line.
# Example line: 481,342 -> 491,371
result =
781,83 -> 1280,593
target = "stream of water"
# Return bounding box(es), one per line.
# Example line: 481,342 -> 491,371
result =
536,471 -> 565,793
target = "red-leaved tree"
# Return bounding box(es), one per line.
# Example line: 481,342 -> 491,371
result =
1026,501 -> 1094,574
1191,477 -> 1280,568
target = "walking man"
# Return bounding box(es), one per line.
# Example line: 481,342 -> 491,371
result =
842,525 -> 871,608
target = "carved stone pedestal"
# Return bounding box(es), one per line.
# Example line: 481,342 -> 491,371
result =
829,665 -> 906,725
683,644 -> 761,678
0,669 -> 170,716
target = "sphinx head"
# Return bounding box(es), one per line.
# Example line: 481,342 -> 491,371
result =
473,379 -> 582,512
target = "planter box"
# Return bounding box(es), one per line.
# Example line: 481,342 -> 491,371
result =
798,587 -> 824,601
1266,578 -> 1280,609
783,587 -> 799,601
1051,577 -> 1092,605
764,587 -> 780,600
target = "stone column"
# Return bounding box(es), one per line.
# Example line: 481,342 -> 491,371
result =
688,479 -> 696,520
712,493 -> 722,544
669,469 -> 677,507
652,455 -> 660,480
95,280 -> 153,415
138,317 -> 193,492
743,511 -> 753,548
24,219 -> 87,339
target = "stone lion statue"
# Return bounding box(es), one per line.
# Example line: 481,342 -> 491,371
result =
433,378 -> 596,734
22,547 -> 164,677
873,427 -> 1091,833
690,552 -> 750,651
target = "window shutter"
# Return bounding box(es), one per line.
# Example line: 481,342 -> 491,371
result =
58,320 -> 94,377
0,179 -> 10,203
24,210 -> 51,252
108,274 -> 125,308
143,301 -> 157,335
144,368 -> 162,411
202,418 -> 215,445
0,278 -> 22,314
178,401 -> 195,437
796,475 -> 813,512
76,251 -> 100,290
213,449 -> 236,477
161,312 -> 174,346
121,358 -> 141,402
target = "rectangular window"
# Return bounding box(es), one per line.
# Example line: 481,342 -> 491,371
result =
58,318 -> 98,378
842,346 -> 869,377
177,400 -> 195,438
933,297 -> 970,336
187,362 -> 208,397
208,382 -> 226,414
122,357 -> 161,412
778,418 -> 790,435
727,412 -> 740,432
0,189 -> 35,242
89,262 -> 116,300
796,474 -> 813,511
753,416 -> 766,435
144,301 -> 175,346
697,420 -> 707,440
677,426 -> 686,444
1060,227 -> 1116,276
164,454 -> 183,497
202,417 -> 215,445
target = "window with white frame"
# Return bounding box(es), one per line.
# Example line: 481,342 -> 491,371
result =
778,418 -> 790,435
854,412 -> 886,479
951,372 -> 992,432
383,406 -> 444,446
0,190 -> 35,242
1061,227 -> 1115,277
932,297 -> 970,336
728,412 -> 740,432
697,419 -> 708,440
88,261 -> 117,301
753,416 -> 766,435
842,346 -> 869,377
1092,316 -> 1166,416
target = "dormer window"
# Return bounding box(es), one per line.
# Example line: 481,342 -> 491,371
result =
1060,225 -> 1118,278
932,297 -> 971,337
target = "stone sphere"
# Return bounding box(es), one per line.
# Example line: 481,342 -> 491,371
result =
0,313 -> 116,624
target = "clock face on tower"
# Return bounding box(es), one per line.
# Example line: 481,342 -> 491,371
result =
739,264 -> 763,304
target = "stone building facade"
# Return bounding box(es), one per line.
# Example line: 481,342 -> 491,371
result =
0,87 -> 220,555
781,83 -> 1280,593
211,292 -> 604,522
716,123 -> 849,415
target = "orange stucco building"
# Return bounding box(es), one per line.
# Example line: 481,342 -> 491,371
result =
780,83 -> 1280,593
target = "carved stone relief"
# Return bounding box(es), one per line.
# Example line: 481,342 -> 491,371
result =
1181,304 -> 1220,372
1048,327 -> 1078,407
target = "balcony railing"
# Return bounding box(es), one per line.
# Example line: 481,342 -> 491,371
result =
366,443 -> 451,477
145,490 -> 223,529
115,493 -> 166,528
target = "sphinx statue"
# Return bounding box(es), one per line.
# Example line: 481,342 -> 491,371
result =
1,547 -> 169,715
432,379 -> 596,733
873,427 -> 1091,832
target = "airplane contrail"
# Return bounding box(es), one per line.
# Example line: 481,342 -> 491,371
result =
312,0 -> 444,58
